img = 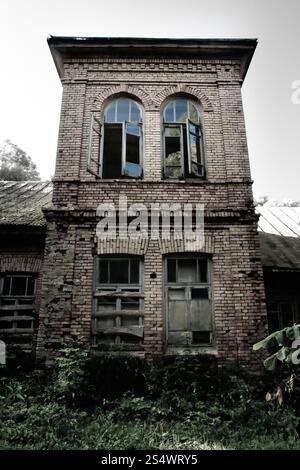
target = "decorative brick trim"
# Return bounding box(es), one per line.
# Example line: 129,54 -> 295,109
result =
92,84 -> 153,110
0,255 -> 43,273
96,237 -> 149,255
153,84 -> 214,113
158,235 -> 214,254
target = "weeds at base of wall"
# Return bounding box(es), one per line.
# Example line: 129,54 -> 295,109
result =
0,340 -> 300,450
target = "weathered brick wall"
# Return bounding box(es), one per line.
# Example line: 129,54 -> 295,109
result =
37,51 -> 267,369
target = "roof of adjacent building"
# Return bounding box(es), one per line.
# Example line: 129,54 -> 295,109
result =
0,181 -> 52,228
259,232 -> 300,270
256,206 -> 300,271
47,35 -> 257,82
256,206 -> 300,237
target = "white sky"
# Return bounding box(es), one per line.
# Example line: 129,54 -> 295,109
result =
0,0 -> 299,200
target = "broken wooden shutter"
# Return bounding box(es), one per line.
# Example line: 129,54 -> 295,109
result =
0,274 -> 37,352
167,287 -> 190,346
186,118 -> 204,177
87,113 -> 102,177
92,258 -> 144,350
190,287 -> 212,345
166,257 -> 213,348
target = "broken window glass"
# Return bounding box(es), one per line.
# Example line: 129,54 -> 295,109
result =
88,98 -> 143,179
163,99 -> 204,179
187,119 -> 203,177
164,127 -> 183,178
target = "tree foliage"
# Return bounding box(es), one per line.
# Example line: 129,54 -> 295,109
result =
0,140 -> 40,181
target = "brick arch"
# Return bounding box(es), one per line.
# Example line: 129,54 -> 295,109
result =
158,235 -> 214,254
153,85 -> 213,113
0,255 -> 43,273
92,85 -> 153,111
96,237 -> 149,255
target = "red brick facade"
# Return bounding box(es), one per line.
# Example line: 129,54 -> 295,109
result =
34,37 -> 267,369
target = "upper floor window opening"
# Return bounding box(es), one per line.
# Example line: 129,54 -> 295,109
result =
87,97 -> 143,179
162,98 -> 205,179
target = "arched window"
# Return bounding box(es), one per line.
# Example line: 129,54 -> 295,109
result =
163,99 -> 204,179
88,97 -> 143,178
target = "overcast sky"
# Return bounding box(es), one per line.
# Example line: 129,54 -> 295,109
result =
0,0 -> 299,200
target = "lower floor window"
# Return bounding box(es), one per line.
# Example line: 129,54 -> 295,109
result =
165,256 -> 213,347
92,255 -> 213,350
267,298 -> 299,333
0,273 -> 36,334
92,257 -> 144,349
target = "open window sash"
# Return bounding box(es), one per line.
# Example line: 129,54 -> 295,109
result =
87,113 -> 102,177
163,124 -> 184,178
122,122 -> 143,178
186,119 -> 204,177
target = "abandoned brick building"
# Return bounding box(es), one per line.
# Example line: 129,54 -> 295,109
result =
1,37 -> 298,369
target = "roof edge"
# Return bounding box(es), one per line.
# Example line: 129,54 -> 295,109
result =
47,35 -> 257,82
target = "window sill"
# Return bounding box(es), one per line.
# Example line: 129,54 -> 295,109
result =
165,346 -> 217,356
84,178 -> 209,185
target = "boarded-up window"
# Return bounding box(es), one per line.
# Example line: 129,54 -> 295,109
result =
92,257 -> 144,350
0,274 -> 37,339
165,257 -> 213,347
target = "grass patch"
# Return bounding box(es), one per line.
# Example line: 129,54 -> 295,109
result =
1,349 -> 299,450
0,377 -> 299,450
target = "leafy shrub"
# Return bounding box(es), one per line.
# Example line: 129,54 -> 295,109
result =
253,324 -> 300,371
52,340 -> 90,404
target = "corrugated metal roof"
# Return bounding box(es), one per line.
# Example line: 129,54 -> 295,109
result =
256,206 -> 300,237
0,181 -> 52,227
256,206 -> 300,270
259,232 -> 300,270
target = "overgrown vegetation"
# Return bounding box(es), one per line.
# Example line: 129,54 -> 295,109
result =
253,324 -> 300,414
1,340 -> 300,450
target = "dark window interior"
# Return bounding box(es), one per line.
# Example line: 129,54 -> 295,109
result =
102,124 -> 123,178
264,269 -> 300,333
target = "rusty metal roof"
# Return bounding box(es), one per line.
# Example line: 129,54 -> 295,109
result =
256,207 -> 300,270
0,181 -> 52,227
256,206 -> 300,270
259,232 -> 300,270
